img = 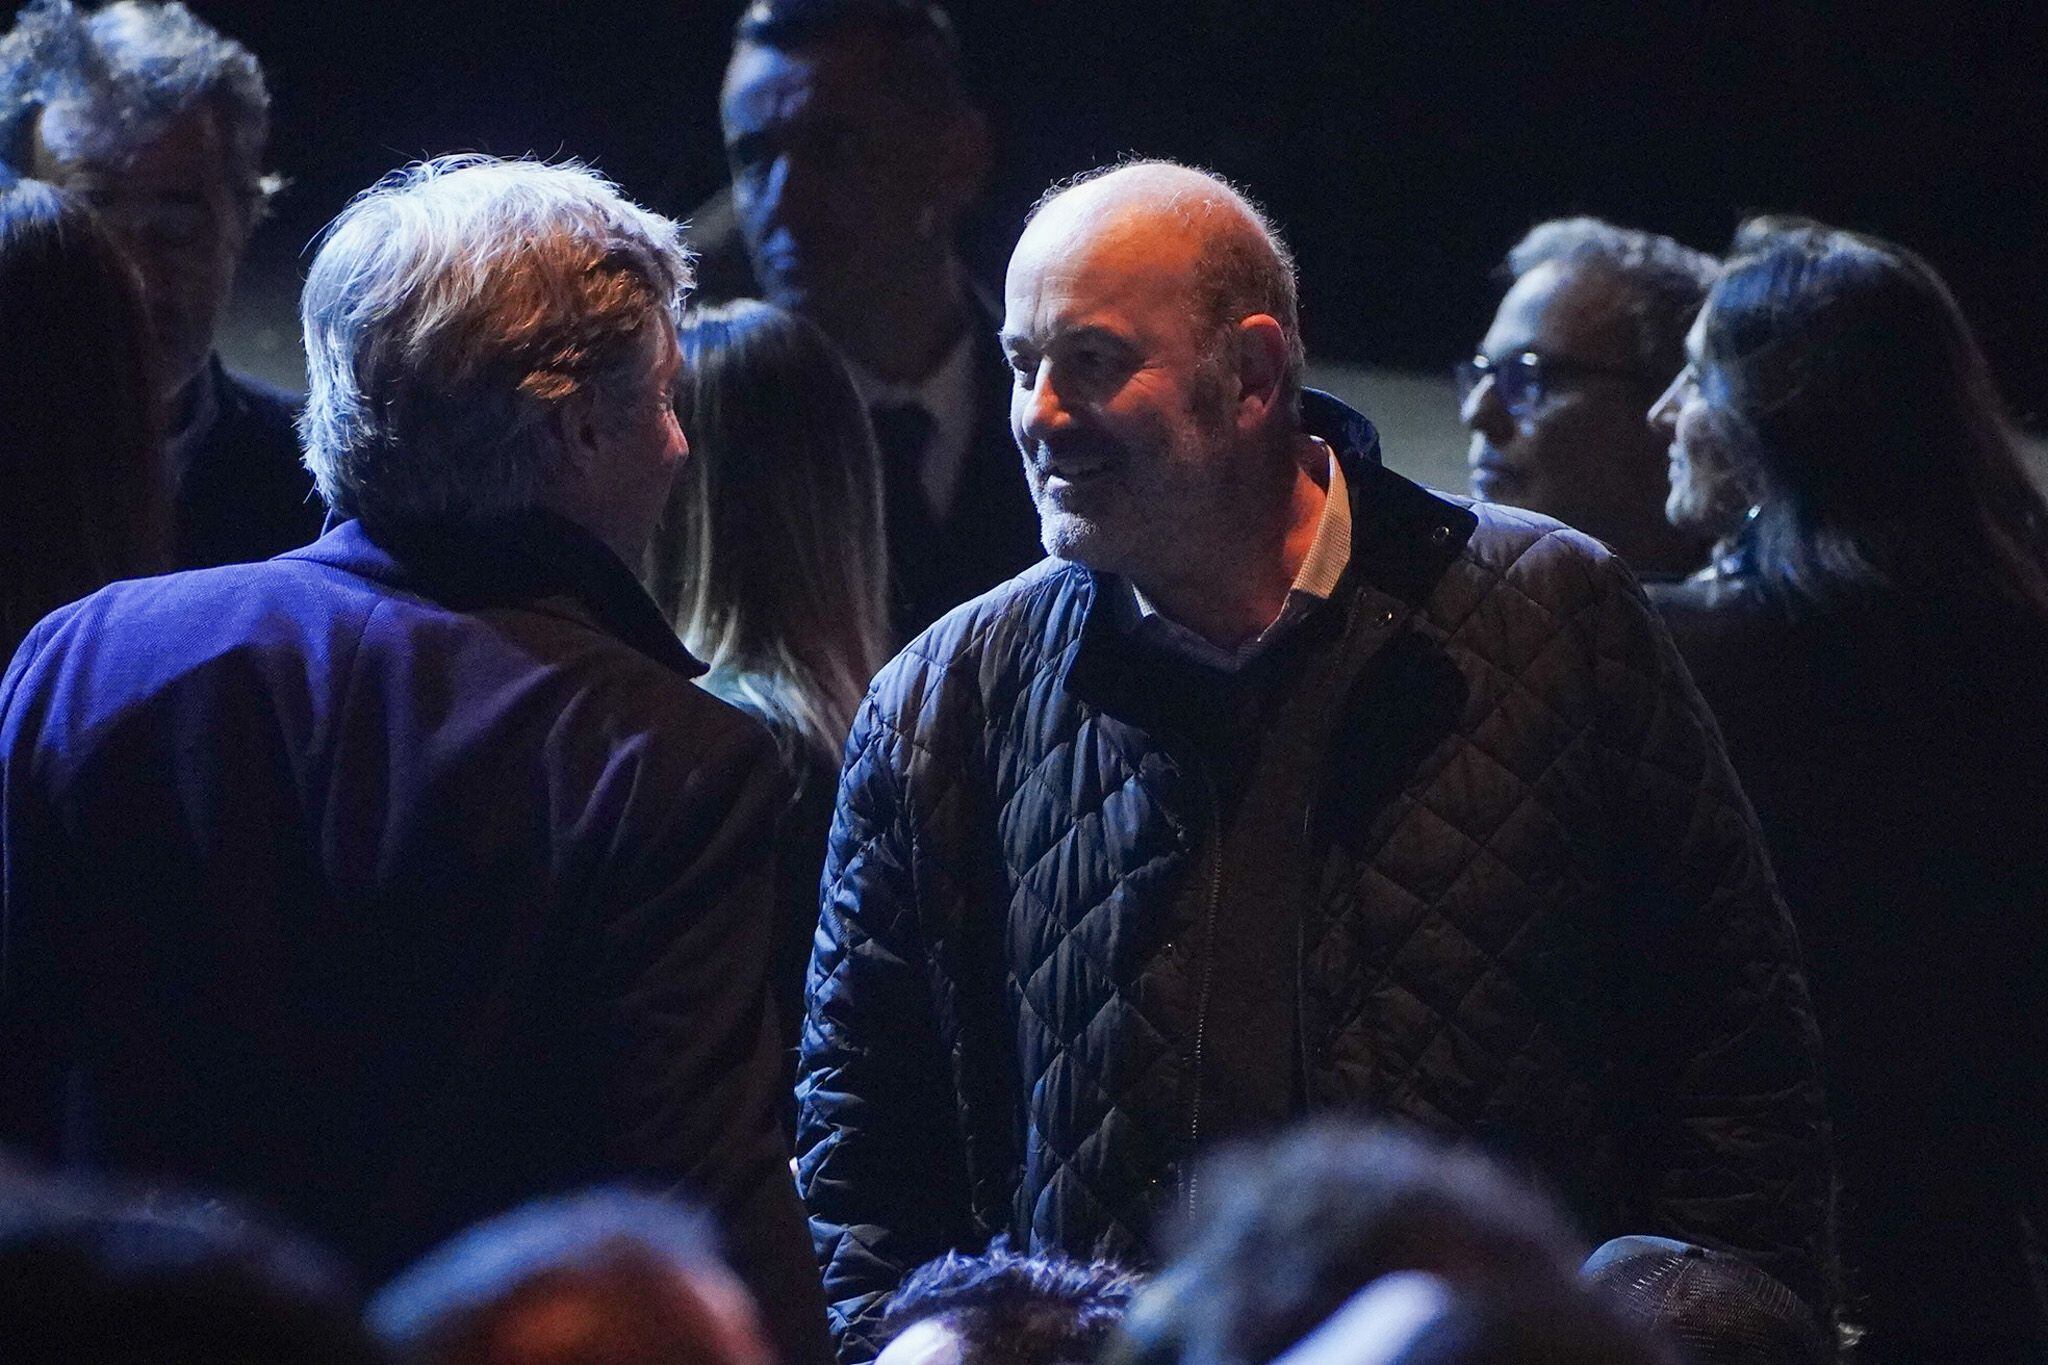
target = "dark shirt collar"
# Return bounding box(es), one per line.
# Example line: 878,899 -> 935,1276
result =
286,510 -> 705,680
164,354 -> 228,488
1299,386 -> 1385,472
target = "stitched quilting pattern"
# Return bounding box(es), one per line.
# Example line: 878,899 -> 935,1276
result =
798,509 -> 1829,1361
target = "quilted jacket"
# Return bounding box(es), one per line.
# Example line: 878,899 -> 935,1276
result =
797,393 -> 1832,1359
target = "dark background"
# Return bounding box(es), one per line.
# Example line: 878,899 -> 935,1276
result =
28,1 -> 2046,426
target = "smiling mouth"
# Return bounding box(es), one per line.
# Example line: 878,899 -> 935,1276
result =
1041,453 -> 1116,490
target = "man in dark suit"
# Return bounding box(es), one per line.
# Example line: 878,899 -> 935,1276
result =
0,155 -> 829,1365
1,0 -> 323,566
706,0 -> 1041,640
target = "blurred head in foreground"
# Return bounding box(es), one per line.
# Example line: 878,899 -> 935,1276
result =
0,1159 -> 382,1365
368,1189 -> 769,1365
875,1244 -> 1143,1365
1109,1122 -> 1587,1365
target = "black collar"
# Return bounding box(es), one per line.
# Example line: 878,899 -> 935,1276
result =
287,511 -> 706,680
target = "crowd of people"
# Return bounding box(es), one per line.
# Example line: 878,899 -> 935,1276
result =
1,1 -> 2043,1362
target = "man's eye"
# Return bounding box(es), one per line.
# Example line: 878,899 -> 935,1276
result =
1068,348 -> 1124,379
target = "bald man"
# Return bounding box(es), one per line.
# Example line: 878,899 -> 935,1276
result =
797,162 -> 1833,1360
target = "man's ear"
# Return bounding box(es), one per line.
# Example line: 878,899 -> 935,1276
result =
1233,314 -> 1290,424
547,390 -> 606,476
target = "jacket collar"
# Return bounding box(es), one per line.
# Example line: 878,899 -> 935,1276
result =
165,353 -> 229,486
286,511 -> 706,680
1066,389 -> 1476,708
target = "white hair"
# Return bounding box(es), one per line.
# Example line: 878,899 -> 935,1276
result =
298,155 -> 695,531
0,0 -> 276,213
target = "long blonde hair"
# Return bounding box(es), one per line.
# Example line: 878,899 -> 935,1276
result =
648,300 -> 889,771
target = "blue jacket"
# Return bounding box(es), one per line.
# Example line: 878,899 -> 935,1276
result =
0,514 -> 830,1363
798,393 -> 1833,1358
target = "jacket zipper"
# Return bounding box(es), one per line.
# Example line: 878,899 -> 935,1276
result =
1183,764 -> 1223,1215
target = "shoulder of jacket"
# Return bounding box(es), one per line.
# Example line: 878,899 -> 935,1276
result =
1439,497 -> 1630,601
879,558 -> 1083,685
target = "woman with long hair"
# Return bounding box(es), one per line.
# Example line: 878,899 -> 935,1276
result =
648,298 -> 890,1083
1,176 -> 166,661
1649,221 -> 2048,1358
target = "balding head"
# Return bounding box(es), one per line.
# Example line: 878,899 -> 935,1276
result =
1000,159 -> 1311,606
1023,162 -> 1304,418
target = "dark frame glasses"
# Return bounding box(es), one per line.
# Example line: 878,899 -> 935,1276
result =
1455,350 -> 1652,417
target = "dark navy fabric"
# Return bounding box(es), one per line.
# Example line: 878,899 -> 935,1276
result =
171,357 -> 325,569
879,305 -> 1043,645
1653,564 -> 2048,1359
0,513 -> 831,1365
798,392 -> 1833,1360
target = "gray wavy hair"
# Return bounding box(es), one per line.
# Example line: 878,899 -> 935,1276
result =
0,0 -> 276,215
1503,217 -> 1718,381
298,155 -> 695,531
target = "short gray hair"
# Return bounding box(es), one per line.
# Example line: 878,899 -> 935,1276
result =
1503,216 -> 1718,379
299,155 -> 695,531
0,0 -> 275,215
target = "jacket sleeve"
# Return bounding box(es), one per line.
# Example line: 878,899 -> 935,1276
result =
0,619 -> 70,1159
796,691 -> 977,1363
1589,551 -> 1837,1318
604,716 -> 833,1365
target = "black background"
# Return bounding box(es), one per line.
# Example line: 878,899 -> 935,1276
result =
22,1 -> 2046,424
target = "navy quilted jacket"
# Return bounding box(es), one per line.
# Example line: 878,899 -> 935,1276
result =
798,394 -> 1832,1358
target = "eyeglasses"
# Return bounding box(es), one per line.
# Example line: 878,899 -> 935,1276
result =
1455,350 -> 1652,418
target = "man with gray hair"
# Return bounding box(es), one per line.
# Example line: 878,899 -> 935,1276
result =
0,155 -> 830,1365
1461,217 -> 1718,578
0,0 -> 321,567
799,162 -> 1830,1358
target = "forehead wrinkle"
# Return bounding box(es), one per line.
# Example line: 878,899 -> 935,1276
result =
1007,242 -> 1183,359
1012,198 -> 1205,328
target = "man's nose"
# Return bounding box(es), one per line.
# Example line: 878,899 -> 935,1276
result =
1460,373 -> 1512,441
1647,373 -> 1684,431
1018,359 -> 1073,439
752,152 -> 824,227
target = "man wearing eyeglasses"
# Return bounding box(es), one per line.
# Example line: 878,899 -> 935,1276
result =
2,1 -> 324,570
1461,218 -> 1717,580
